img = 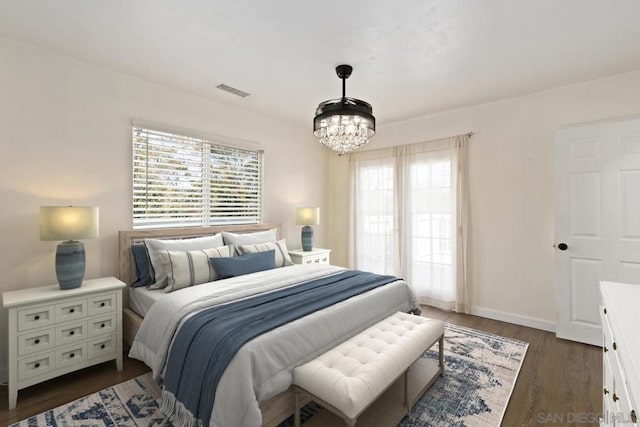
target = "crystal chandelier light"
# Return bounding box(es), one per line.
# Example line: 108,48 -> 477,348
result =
313,65 -> 375,155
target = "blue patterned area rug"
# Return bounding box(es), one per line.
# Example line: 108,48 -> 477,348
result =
398,323 -> 528,426
12,323 -> 527,427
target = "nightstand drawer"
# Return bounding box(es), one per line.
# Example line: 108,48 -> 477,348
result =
55,299 -> 87,323
56,343 -> 87,369
88,293 -> 116,316
88,314 -> 116,337
18,329 -> 55,356
18,351 -> 55,380
56,320 -> 87,346
303,255 -> 330,264
18,306 -> 55,332
289,248 -> 331,265
88,335 -> 117,360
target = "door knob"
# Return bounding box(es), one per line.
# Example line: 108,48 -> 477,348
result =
557,243 -> 568,251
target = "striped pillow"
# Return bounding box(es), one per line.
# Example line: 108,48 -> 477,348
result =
146,234 -> 224,289
160,246 -> 232,293
237,239 -> 293,268
222,228 -> 279,255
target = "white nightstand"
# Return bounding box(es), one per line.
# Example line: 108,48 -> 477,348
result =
288,248 -> 331,265
2,277 -> 125,409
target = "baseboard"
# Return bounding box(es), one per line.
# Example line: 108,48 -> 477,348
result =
469,306 -> 556,333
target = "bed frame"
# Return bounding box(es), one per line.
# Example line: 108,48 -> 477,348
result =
117,223 -> 302,426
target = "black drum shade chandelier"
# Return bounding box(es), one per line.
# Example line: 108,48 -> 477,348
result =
313,64 -> 375,155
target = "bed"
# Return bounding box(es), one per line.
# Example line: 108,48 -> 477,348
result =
118,224 -> 420,427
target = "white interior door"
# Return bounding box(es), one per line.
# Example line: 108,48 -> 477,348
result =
555,117 -> 640,345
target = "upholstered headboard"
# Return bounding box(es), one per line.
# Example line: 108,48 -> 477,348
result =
118,223 -> 281,286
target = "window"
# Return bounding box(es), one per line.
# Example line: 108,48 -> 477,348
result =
132,126 -> 263,229
352,135 -> 469,311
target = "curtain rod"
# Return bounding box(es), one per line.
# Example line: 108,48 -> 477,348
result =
438,131 -> 473,139
433,131 -> 473,139
347,131 -> 474,157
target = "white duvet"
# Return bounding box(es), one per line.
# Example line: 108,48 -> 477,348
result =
129,264 -> 420,427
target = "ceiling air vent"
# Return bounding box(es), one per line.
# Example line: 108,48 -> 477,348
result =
216,83 -> 250,98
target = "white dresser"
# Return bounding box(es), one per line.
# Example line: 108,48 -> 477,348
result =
288,248 -> 331,265
600,281 -> 639,426
2,277 -> 125,409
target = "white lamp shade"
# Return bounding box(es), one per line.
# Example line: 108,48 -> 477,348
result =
295,207 -> 320,226
40,206 -> 99,241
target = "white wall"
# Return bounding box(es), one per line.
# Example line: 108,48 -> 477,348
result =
0,37 -> 329,382
329,70 -> 640,331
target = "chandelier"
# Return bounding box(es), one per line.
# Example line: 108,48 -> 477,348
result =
313,64 -> 375,155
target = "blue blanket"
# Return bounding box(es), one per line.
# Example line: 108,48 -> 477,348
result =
162,269 -> 397,426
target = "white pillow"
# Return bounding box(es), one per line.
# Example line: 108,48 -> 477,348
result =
237,239 -> 293,268
221,228 -> 279,246
145,234 -> 224,289
161,246 -> 232,293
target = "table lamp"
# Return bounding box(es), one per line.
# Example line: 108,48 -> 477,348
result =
40,206 -> 99,289
295,207 -> 319,251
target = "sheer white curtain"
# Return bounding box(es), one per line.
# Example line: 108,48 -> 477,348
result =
349,149 -> 396,274
349,135 -> 470,312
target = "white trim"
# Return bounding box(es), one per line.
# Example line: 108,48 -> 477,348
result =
469,306 -> 556,333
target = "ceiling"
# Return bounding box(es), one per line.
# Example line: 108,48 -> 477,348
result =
2,0 -> 640,128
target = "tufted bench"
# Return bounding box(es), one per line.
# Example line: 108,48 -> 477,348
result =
292,312 -> 444,427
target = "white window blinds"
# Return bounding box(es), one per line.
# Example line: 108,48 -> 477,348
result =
132,126 -> 263,229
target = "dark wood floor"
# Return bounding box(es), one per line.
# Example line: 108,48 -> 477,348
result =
0,307 -> 602,426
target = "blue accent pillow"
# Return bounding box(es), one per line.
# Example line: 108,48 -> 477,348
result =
131,244 -> 153,287
210,250 -> 276,279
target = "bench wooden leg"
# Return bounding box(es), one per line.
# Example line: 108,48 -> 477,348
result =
294,388 -> 301,427
438,334 -> 444,371
404,369 -> 411,413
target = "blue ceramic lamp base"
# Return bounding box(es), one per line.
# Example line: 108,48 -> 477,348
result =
56,240 -> 86,290
301,225 -> 314,251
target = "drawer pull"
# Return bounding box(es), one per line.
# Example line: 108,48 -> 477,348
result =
34,315 -> 40,321
69,308 -> 75,314
631,410 -> 637,423
100,302 -> 106,307
613,342 -> 617,351
604,346 -> 608,353
70,353 -> 75,358
69,330 -> 75,336
603,307 -> 607,314
34,363 -> 40,368
34,339 -> 40,344
101,323 -> 106,328
100,344 -> 106,349
613,393 -> 619,402
604,387 -> 609,395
